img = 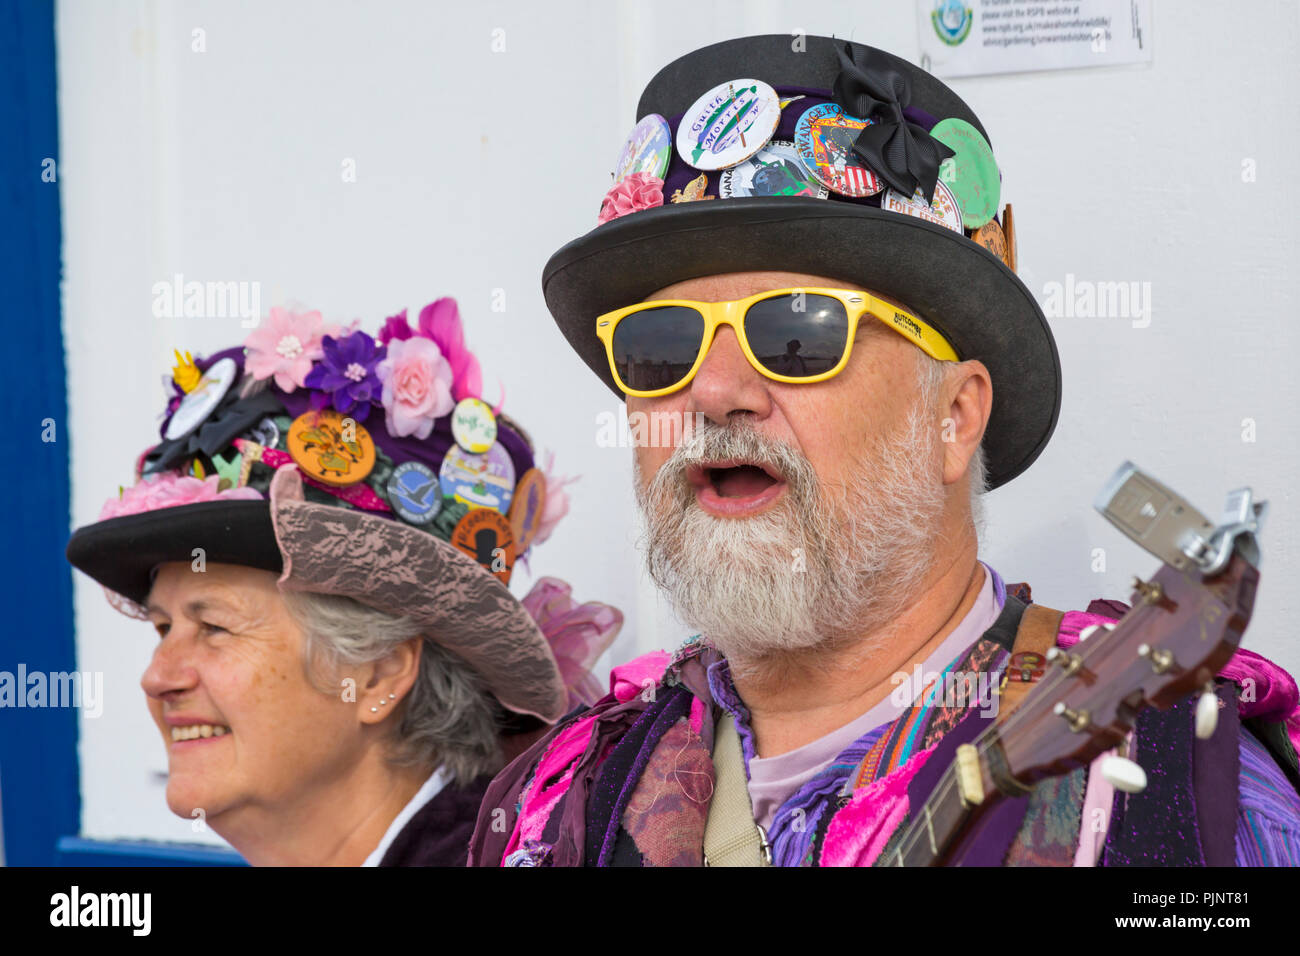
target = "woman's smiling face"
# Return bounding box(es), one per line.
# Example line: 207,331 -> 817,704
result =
141,562 -> 362,828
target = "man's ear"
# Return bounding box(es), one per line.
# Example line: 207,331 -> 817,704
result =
940,359 -> 993,487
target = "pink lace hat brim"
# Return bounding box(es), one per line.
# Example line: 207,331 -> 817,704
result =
268,465 -> 568,723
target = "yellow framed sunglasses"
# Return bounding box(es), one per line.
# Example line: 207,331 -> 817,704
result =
595,287 -> 958,398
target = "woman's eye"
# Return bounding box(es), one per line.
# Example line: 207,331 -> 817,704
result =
154,624 -> 170,639
200,622 -> 228,635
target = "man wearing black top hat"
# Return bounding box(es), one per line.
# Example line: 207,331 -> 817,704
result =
469,34 -> 1300,868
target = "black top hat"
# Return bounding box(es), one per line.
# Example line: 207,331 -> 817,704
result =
542,34 -> 1059,490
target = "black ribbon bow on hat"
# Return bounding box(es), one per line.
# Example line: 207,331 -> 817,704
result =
144,387 -> 284,475
831,43 -> 955,205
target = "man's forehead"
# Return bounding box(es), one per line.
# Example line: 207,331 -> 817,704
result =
643,271 -> 913,313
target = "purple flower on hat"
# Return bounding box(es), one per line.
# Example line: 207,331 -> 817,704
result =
304,330 -> 385,422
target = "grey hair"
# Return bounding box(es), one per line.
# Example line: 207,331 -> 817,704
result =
281,591 -> 503,783
914,352 -> 989,538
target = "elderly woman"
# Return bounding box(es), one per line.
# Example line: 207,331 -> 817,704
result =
66,298 -> 620,866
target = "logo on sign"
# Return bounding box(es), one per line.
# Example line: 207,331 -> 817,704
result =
932,0 -> 973,47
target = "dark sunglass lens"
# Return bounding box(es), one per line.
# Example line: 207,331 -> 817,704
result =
611,306 -> 705,390
745,294 -> 849,378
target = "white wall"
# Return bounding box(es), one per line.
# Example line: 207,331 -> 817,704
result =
57,0 -> 1300,845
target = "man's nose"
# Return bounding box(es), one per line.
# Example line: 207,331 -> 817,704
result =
686,325 -> 773,424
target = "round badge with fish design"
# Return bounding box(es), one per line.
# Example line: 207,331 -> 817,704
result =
676,78 -> 780,172
614,114 -> 672,183
793,103 -> 883,198
880,181 -> 964,234
718,140 -> 829,199
386,461 -> 443,526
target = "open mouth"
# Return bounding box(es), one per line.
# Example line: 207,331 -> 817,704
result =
170,724 -> 230,742
687,459 -> 787,515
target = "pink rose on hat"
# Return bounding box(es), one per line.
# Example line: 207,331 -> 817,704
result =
99,473 -> 261,521
597,173 -> 664,224
376,335 -> 456,439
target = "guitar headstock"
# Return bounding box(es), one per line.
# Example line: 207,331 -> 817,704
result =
997,462 -> 1266,786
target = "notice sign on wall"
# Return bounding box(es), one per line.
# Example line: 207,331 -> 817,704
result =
917,0 -> 1152,78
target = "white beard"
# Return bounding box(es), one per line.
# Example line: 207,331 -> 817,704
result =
635,386 -> 948,673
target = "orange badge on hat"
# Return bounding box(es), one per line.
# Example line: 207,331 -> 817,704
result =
508,468 -> 548,553
971,219 -> 1007,264
451,508 -> 517,585
286,409 -> 376,486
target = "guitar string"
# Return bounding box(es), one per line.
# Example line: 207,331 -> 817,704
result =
894,600 -> 1163,860
892,603 -> 1152,862
896,564 -> 1246,864
891,600 -> 1165,863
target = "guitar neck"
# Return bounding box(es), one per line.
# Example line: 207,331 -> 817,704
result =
884,762 -> 974,866
887,549 -> 1259,866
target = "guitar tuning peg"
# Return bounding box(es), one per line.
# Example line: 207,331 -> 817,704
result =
1100,755 -> 1148,794
1052,701 -> 1091,732
1196,682 -> 1219,739
1077,623 -> 1115,642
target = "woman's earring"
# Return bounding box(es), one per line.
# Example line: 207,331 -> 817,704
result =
369,706 -> 378,713
388,693 -> 396,700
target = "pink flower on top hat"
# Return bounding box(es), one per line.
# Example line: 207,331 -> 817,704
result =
376,336 -> 456,440
597,173 -> 664,224
377,298 -> 483,403
417,298 -> 482,402
243,307 -> 329,392
99,473 -> 261,521
377,309 -> 414,346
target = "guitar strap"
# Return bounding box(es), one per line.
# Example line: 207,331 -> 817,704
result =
704,600 -> 1067,867
996,603 -> 1065,724
702,711 -> 771,867
926,601 -> 1071,866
